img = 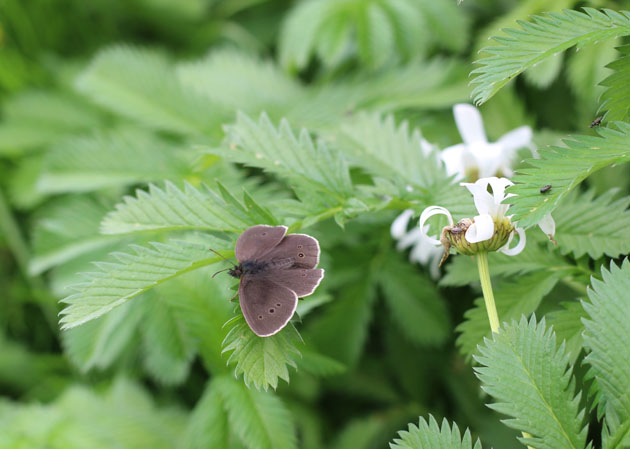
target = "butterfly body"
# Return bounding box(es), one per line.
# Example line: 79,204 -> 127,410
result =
231,225 -> 324,337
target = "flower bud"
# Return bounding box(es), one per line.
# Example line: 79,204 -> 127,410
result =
439,216 -> 514,264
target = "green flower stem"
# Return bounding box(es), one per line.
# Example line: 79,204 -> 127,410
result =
476,251 -> 535,448
476,251 -> 499,333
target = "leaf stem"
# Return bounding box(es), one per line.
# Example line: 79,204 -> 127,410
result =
476,252 -> 499,333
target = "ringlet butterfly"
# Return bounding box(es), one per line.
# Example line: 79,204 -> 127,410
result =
221,225 -> 324,337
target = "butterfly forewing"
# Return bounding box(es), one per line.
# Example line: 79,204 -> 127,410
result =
239,277 -> 298,337
262,234 -> 320,268
235,225 -> 287,262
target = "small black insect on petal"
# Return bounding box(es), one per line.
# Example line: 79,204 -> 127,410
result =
540,184 -> 552,194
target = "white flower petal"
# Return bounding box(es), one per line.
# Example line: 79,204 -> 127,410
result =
397,226 -> 423,251
391,209 -> 414,239
465,214 -> 494,243
486,176 -> 514,217
497,126 -> 533,152
499,227 -> 526,256
419,206 -> 453,245
538,213 -> 556,239
471,143 -> 504,179
461,179 -> 495,216
440,144 -> 466,178
453,104 -> 488,145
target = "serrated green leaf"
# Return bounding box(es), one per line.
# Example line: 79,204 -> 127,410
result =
59,238 -> 224,329
507,122 -> 630,227
222,315 -> 302,391
38,128 -> 190,194
157,271 -> 234,374
567,38 -> 619,112
215,375 -> 297,449
415,0 -> 470,53
472,8 -> 630,105
474,316 -> 588,449
338,113 -> 446,194
307,278 -> 376,367
582,259 -> 630,424
599,44 -> 630,122
332,414 -> 389,449
184,379 -> 230,449
390,415 -> 482,449
61,299 -> 144,372
76,45 -> 227,136
547,301 -> 588,365
176,48 -> 303,117
0,380 -> 186,449
100,182 -> 262,235
553,189 -> 630,259
30,195 -> 121,275
523,51 -> 563,88
456,271 -> 560,360
140,293 -> 197,385
0,90 -> 104,155
377,250 -> 450,346
297,348 -> 346,377
213,112 -> 353,202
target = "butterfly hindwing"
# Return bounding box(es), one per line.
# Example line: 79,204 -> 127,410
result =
261,268 -> 324,297
238,276 -> 298,337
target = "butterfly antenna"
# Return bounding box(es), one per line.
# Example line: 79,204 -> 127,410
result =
211,267 -> 232,278
208,248 -> 237,267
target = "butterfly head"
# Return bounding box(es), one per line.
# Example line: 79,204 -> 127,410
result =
228,264 -> 245,278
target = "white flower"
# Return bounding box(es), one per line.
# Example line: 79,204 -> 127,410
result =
441,104 -> 533,180
391,209 -> 444,278
420,177 -> 526,257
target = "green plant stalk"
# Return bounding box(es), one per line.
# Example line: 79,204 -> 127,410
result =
476,252 -> 499,333
476,250 -> 534,447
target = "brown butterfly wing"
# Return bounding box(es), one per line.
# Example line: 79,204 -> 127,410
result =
238,276 -> 298,337
261,268 -> 324,297
262,234 -> 320,268
235,225 -> 287,262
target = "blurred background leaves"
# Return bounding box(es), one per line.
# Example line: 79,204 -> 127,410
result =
2,0 -> 630,448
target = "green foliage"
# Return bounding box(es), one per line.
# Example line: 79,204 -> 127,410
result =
553,189 -> 630,259
474,316 -> 588,449
377,250 -> 450,346
599,44 -> 630,122
0,379 -> 186,449
214,375 -> 297,449
5,2 -> 630,448
222,316 -> 302,391
59,238 -> 222,329
100,181 -> 268,235
456,271 -> 560,360
390,415 -> 482,449
582,259 -> 630,424
214,112 -> 353,201
176,48 -> 304,118
507,123 -> 630,228
279,0 -> 468,72
77,46 -> 227,136
0,90 -> 104,155
472,8 -> 630,105
38,128 -> 191,193
29,195 -> 120,275
547,302 -> 588,365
